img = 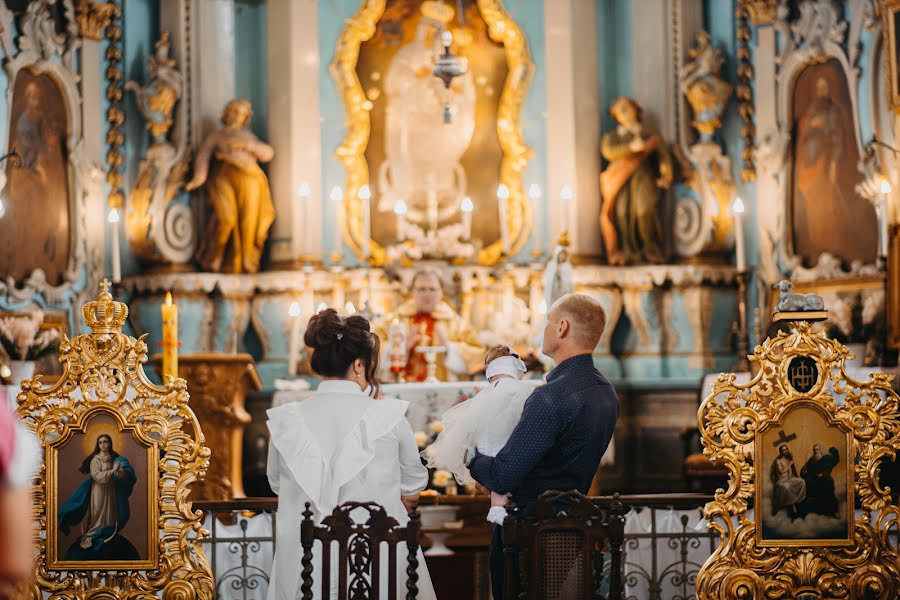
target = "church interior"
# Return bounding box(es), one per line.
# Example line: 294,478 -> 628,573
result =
3,0 -> 900,598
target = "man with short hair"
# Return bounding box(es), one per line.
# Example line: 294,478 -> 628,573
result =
467,293 -> 619,599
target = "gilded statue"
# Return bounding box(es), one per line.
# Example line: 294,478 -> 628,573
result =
599,97 -> 673,265
187,99 -> 275,273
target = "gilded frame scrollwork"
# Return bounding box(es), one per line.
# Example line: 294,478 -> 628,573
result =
330,0 -> 534,266
696,322 -> 900,599
15,281 -> 213,599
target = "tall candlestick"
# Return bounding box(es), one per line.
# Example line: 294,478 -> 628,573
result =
528,184 -> 542,254
880,179 -> 892,260
560,185 -> 573,235
330,185 -> 344,259
497,184 -> 510,255
460,196 -> 473,240
394,200 -> 408,241
359,184 -> 372,258
287,301 -> 301,376
298,182 -> 312,257
108,208 -> 121,283
161,292 -> 178,380
732,196 -> 747,272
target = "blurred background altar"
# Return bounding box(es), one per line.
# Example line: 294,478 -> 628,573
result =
1,0 -> 898,502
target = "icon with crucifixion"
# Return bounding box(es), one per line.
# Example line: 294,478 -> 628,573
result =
758,405 -> 852,545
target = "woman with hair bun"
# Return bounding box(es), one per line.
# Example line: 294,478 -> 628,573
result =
266,308 -> 435,600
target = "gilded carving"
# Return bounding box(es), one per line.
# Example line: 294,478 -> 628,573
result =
331,0 -> 534,266
696,322 -> 900,599
739,0 -> 779,26
735,2 -> 757,182
74,0 -> 115,42
14,281 -> 213,598
104,0 -> 124,209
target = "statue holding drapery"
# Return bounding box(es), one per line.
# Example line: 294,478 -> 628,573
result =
186,99 -> 275,273
599,97 -> 672,265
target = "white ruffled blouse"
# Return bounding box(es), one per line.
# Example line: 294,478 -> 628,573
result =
265,380 -> 434,600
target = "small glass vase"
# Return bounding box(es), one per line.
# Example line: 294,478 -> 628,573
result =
8,360 -> 36,386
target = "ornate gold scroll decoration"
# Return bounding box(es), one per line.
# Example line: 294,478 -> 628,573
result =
696,322 -> 900,599
331,0 -> 534,265
104,0 -> 125,209
15,280 -> 213,599
740,0 -> 778,26
74,0 -> 115,41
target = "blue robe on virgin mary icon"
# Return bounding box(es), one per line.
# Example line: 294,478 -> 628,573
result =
58,435 -> 139,561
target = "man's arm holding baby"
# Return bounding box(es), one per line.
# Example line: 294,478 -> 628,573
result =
467,391 -> 561,495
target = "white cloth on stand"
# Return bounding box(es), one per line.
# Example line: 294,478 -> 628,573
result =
266,380 -> 436,600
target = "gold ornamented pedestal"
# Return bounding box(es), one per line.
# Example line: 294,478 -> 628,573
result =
154,353 -> 262,501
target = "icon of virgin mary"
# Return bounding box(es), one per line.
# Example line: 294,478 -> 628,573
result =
58,433 -> 139,561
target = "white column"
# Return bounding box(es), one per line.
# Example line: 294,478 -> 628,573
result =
545,0 -> 600,256
753,26 -> 780,282
630,0 -> 673,139
267,0 -> 323,266
191,0 -> 236,140
80,39 -> 106,268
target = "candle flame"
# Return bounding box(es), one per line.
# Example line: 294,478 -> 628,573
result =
288,301 -> 301,317
298,182 -> 311,197
165,291 -> 173,306
732,196 -> 745,214
393,200 -> 408,215
345,301 -> 357,315
316,302 -> 328,313
329,186 -> 344,202
538,299 -> 548,315
358,184 -> 372,200
528,184 -> 542,200
496,184 -> 510,200
881,179 -> 893,194
441,30 -> 452,47
560,185 -> 573,201
107,207 -> 120,223
460,196 -> 474,213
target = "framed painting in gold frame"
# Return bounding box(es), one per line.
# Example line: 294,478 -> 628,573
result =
331,0 -> 534,266
882,0 -> 900,112
14,281 -> 213,598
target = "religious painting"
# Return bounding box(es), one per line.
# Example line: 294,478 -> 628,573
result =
756,404 -> 852,546
789,59 -> 878,267
334,0 -> 533,265
0,67 -> 72,284
48,410 -> 157,569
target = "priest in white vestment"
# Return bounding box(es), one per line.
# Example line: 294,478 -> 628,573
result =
266,309 -> 436,600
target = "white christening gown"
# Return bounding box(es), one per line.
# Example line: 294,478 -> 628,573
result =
266,380 -> 436,600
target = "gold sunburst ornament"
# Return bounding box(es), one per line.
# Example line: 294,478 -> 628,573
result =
696,321 -> 900,599
14,280 -> 213,599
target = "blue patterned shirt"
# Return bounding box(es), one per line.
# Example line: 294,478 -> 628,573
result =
468,354 -> 618,503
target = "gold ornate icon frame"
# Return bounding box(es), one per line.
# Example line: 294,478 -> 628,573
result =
14,281 -> 213,599
696,322 -> 900,599
331,0 -> 534,266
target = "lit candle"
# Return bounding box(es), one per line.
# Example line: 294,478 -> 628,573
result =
108,207 -> 121,283
161,292 -> 178,380
441,29 -> 453,49
560,185 -> 573,235
345,301 -> 357,315
287,301 -> 301,376
316,302 -> 327,313
298,182 -> 312,257
497,184 -> 510,255
359,184 -> 372,259
394,200 -> 408,241
330,185 -> 344,259
732,196 -> 746,272
880,179 -> 892,260
460,196 -> 474,241
528,184 -> 542,253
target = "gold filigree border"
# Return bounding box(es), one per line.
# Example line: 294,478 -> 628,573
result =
15,283 -> 213,599
330,0 -> 534,265
695,323 -> 900,599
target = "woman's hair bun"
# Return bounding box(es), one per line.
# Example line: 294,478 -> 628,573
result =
343,315 -> 371,333
304,308 -> 343,350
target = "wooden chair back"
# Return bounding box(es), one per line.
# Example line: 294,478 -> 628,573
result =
299,501 -> 421,600
502,490 -> 627,600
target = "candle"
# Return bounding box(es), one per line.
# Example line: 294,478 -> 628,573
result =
880,179 -> 892,260
528,184 -> 542,253
161,292 -> 178,380
394,200 -> 408,241
359,184 -> 372,259
560,185 -> 573,235
460,196 -> 473,241
330,185 -> 344,259
732,196 -> 746,272
298,182 -> 312,257
108,207 -> 121,283
497,184 -> 510,255
287,301 -> 301,376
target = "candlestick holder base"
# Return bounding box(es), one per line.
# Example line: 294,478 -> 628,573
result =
731,270 -> 751,373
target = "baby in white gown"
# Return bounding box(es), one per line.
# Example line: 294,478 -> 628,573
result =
424,346 -> 536,524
